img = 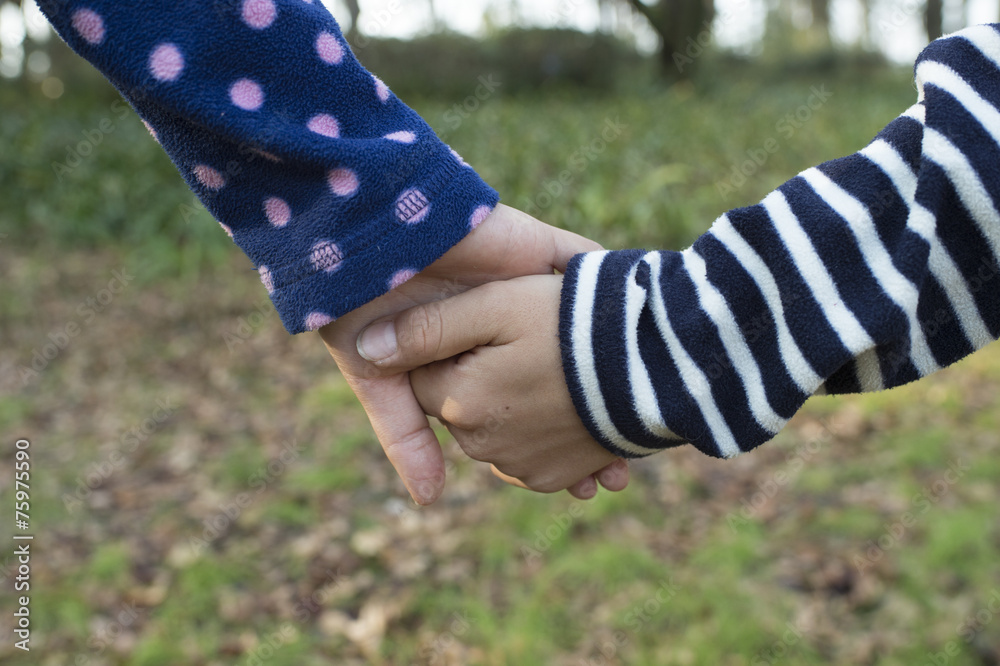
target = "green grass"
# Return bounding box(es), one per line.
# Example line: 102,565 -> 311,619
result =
3,52 -> 999,666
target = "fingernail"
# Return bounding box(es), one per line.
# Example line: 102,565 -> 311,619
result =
357,321 -> 397,362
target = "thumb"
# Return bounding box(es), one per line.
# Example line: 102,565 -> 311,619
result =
547,225 -> 604,273
356,282 -> 505,373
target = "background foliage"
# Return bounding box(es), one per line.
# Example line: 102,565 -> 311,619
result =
2,1 -> 1000,664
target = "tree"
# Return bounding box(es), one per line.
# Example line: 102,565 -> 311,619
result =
925,0 -> 943,41
342,0 -> 360,38
810,0 -> 831,47
619,0 -> 716,77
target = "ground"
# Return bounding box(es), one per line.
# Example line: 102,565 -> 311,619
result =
2,58 -> 999,665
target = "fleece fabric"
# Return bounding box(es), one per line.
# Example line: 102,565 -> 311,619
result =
38,0 -> 499,334
560,25 -> 1000,459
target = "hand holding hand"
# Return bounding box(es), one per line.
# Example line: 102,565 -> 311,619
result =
318,205 -> 623,504
356,274 -> 629,498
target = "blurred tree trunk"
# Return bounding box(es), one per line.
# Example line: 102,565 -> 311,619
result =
925,0 -> 943,41
343,0 -> 361,38
427,0 -> 441,31
811,0 -> 831,46
622,0 -> 716,77
858,0 -> 871,49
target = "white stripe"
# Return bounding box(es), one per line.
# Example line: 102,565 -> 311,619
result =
955,25 -> 1000,72
859,139 -> 918,200
646,252 -> 741,458
862,139 -> 993,358
760,191 -> 881,389
908,204 -> 994,349
915,60 -> 1000,148
801,168 -> 939,376
901,103 -> 926,123
709,216 -> 823,394
681,248 -> 788,434
624,263 -> 682,443
570,252 -> 660,457
923,127 -> 1000,262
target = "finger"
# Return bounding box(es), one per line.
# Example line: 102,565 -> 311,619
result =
357,283 -> 505,371
595,459 -> 630,492
348,372 -> 447,505
491,464 -> 530,490
567,475 -> 599,500
547,225 -> 605,273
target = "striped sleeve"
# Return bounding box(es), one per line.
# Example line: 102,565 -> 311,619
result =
559,25 -> 1000,459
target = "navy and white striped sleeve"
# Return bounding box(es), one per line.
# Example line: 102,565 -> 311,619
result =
559,25 -> 1000,459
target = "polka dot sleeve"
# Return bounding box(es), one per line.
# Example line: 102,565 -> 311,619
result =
37,0 -> 500,333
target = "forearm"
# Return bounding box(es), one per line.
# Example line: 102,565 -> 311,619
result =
561,25 -> 1000,459
38,0 -> 498,333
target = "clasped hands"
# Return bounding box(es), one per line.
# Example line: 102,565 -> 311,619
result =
318,205 -> 629,505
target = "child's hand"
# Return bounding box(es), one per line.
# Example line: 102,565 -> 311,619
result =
356,274 -> 630,499
318,205 -> 618,504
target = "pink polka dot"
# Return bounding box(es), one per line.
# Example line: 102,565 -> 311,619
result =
230,78 -> 264,111
307,114 -> 340,138
327,169 -> 359,197
469,205 -> 493,230
316,32 -> 344,65
373,76 -> 390,103
310,241 -> 343,273
264,197 -> 291,227
194,165 -> 225,190
385,131 -> 416,144
242,0 -> 276,29
259,265 -> 274,294
389,269 -> 418,291
305,312 -> 334,330
71,9 -> 105,45
219,222 -> 234,239
395,189 -> 430,224
149,43 -> 184,82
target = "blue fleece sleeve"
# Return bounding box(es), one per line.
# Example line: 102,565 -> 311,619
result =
37,0 -> 499,333
560,25 -> 1000,459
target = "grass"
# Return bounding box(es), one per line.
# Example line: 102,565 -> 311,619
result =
2,49 -> 999,666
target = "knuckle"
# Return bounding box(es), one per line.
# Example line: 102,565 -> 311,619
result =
400,301 -> 445,360
529,478 -> 565,494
